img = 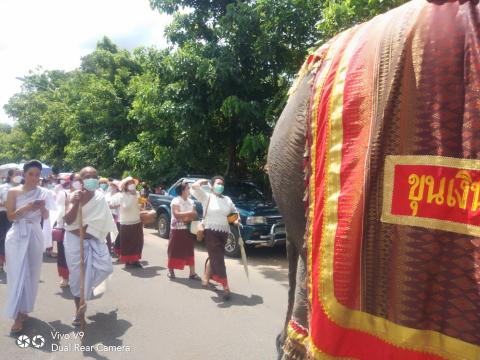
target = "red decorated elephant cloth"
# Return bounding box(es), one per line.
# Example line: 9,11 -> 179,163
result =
293,0 -> 480,359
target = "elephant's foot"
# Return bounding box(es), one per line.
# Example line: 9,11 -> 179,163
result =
276,332 -> 286,360
282,336 -> 307,360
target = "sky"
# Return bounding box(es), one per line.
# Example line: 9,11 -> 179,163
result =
0,0 -> 170,125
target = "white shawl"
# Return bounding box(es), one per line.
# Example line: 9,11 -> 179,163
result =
65,190 -> 118,240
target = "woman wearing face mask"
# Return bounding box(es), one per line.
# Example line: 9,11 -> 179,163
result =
106,180 -> 121,257
167,182 -> 199,279
0,169 -> 23,273
111,176 -> 144,268
99,178 -> 109,193
4,160 -> 56,334
46,177 -> 56,191
42,177 -> 58,258
191,176 -> 239,300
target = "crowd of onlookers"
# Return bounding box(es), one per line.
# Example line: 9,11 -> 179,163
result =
1,167 -> 239,299
1,163 -> 240,334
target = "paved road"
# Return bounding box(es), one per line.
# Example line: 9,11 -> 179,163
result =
0,228 -> 288,360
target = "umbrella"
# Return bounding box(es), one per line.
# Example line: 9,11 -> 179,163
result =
0,163 -> 21,177
40,164 -> 52,178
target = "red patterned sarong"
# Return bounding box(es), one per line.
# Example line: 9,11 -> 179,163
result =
168,229 -> 195,270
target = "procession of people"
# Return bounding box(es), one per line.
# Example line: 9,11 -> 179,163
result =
0,160 -> 239,336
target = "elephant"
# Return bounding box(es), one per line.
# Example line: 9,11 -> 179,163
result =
268,1 -> 480,359
268,70 -> 312,359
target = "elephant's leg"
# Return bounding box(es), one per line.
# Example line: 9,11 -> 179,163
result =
268,72 -> 313,357
276,237 -> 299,359
281,249 -> 308,360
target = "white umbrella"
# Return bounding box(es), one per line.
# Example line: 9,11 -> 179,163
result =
40,163 -> 52,177
0,163 -> 21,177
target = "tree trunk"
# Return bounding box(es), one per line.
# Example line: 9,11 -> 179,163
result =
225,143 -> 238,178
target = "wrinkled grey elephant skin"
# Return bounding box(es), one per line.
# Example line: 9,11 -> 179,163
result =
268,73 -> 313,359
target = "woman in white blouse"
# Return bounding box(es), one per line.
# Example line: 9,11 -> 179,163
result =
111,176 -> 144,268
191,176 -> 238,301
167,182 -> 198,279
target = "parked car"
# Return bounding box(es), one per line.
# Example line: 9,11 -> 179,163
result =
148,176 -> 286,257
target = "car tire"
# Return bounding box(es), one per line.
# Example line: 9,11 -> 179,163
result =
225,226 -> 241,258
157,213 -> 170,239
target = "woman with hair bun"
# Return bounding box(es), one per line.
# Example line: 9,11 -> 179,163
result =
191,176 -> 239,301
4,160 -> 56,334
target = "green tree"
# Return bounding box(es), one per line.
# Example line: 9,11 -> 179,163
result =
1,1 -> 410,188
318,0 -> 408,41
4,37 -> 142,176
144,0 -> 323,185
0,125 -> 28,163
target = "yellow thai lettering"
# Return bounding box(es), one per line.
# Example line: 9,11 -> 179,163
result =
471,181 -> 480,212
447,178 -> 456,207
406,170 -> 479,215
425,176 -> 445,205
408,174 -> 425,216
454,171 -> 472,210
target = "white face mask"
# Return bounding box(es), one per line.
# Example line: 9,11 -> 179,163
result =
127,184 -> 136,191
59,180 -> 65,185
12,175 -> 23,184
72,181 -> 82,190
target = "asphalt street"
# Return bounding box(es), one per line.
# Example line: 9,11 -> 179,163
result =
0,228 -> 288,360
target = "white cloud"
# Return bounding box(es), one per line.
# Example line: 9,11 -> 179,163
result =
0,0 -> 170,124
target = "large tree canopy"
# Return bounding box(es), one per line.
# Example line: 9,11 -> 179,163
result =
2,0 -> 407,187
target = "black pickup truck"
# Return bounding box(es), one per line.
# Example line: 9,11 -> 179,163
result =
148,177 -> 286,257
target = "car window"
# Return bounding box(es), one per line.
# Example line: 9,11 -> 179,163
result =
225,183 -> 265,201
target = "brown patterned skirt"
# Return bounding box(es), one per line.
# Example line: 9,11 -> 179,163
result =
205,229 -> 228,287
119,222 -> 144,264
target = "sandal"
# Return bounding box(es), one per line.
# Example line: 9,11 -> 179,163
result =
132,261 -> 143,268
72,316 -> 81,327
201,281 -> 216,289
189,273 -> 201,280
10,323 -> 23,336
222,289 -> 231,301
59,279 -> 69,288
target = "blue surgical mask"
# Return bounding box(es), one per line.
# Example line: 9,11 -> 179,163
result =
83,178 -> 99,192
214,184 -> 224,194
100,183 -> 108,191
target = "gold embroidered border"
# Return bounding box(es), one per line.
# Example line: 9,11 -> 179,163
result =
307,29 -> 353,308
308,342 -> 354,360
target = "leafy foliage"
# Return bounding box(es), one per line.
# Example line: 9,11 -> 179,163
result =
2,0 -> 406,188
317,0 -> 408,41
